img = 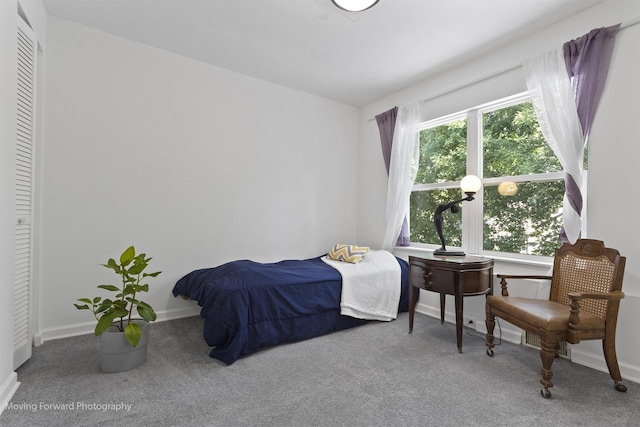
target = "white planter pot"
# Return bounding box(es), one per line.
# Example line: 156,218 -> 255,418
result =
99,319 -> 150,373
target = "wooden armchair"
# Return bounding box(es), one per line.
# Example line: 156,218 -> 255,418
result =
485,239 -> 626,398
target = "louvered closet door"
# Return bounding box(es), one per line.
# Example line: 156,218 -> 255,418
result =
14,17 -> 37,370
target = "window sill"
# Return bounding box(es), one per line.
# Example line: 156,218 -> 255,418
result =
392,245 -> 553,272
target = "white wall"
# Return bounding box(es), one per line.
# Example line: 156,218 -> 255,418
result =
357,1 -> 640,383
39,17 -> 360,340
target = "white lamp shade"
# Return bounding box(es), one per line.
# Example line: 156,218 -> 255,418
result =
460,175 -> 482,193
331,0 -> 380,12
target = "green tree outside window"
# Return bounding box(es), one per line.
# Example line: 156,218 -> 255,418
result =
409,100 -> 570,256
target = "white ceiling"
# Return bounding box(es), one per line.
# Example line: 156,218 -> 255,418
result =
42,0 -> 604,106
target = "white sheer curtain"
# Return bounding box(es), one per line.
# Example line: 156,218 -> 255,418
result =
523,49 -> 585,244
381,102 -> 421,251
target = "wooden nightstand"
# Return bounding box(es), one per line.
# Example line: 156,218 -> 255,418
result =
408,254 -> 494,352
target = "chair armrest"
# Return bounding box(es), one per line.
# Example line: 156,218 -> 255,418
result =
567,291 -> 625,343
568,290 -> 625,302
496,275 -> 552,297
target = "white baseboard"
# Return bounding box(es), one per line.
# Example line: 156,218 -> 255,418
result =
0,372 -> 20,417
414,302 -> 523,344
414,302 -> 443,323
156,306 -> 201,322
37,306 -> 201,345
570,347 -> 640,385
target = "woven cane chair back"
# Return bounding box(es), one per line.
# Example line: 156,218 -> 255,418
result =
550,251 -> 616,319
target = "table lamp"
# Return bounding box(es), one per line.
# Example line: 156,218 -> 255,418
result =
433,175 -> 481,256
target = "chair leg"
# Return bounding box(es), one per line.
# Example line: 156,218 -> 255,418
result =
603,337 -> 627,392
485,309 -> 495,357
539,341 -> 556,398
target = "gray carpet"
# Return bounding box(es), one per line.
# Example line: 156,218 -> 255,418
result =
1,313 -> 639,427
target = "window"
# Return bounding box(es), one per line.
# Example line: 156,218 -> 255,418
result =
409,93 -> 573,257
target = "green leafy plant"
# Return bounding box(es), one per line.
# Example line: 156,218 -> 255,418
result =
74,246 -> 161,348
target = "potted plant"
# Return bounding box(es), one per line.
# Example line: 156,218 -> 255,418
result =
74,245 -> 161,372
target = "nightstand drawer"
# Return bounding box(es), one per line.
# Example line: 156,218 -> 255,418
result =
410,264 -> 453,294
461,268 -> 493,294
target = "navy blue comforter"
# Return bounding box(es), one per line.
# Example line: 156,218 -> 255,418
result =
173,256 -> 409,364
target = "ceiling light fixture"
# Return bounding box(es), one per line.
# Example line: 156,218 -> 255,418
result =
331,0 -> 380,12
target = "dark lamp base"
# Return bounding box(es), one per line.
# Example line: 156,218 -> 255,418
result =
434,248 -> 466,257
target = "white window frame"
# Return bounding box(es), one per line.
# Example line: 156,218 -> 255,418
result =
410,92 -> 578,263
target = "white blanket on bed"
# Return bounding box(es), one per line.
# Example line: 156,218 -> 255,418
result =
322,249 -> 401,321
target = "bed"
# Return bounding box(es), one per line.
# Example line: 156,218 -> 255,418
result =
172,249 -> 410,364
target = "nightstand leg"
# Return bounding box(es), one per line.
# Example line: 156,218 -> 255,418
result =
408,285 -> 417,333
455,277 -> 463,353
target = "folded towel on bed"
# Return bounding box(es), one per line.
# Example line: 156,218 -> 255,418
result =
322,249 -> 401,321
